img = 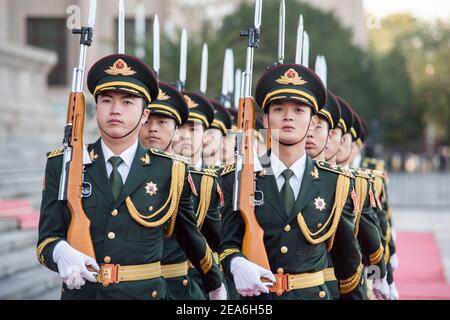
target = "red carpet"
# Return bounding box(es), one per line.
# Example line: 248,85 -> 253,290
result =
396,232 -> 450,300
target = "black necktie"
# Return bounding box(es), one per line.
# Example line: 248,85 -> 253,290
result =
109,156 -> 123,201
280,169 -> 295,216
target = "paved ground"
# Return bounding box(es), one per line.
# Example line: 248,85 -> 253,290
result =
393,207 -> 450,282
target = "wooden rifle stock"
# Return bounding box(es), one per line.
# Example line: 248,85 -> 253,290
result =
237,97 -> 270,270
66,92 -> 96,259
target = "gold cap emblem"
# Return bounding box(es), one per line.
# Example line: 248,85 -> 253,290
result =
157,89 -> 170,101
276,68 -> 307,85
105,59 -> 136,76
184,95 -> 199,109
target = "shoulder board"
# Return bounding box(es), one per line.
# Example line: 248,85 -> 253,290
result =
370,169 -> 385,179
188,166 -> 217,177
315,161 -> 354,178
149,148 -> 190,164
220,164 -> 236,176
353,169 -> 374,181
46,147 -> 64,159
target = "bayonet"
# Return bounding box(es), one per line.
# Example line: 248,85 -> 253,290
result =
295,14 -> 304,64
153,14 -> 160,76
200,43 -> 208,94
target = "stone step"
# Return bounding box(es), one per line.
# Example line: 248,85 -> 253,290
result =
0,246 -> 40,279
0,219 -> 18,233
0,266 -> 61,299
0,230 -> 37,256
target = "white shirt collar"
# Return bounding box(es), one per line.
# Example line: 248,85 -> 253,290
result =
194,159 -> 203,169
101,139 -> 138,169
270,151 -> 306,180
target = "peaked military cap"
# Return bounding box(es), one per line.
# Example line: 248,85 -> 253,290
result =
255,64 -> 326,113
360,117 -> 369,144
318,90 -> 341,130
336,96 -> 356,140
352,111 -> 364,146
87,54 -> 159,105
209,99 -> 232,135
182,91 -> 215,128
147,82 -> 189,126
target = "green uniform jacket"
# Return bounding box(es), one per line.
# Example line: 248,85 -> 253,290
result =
162,165 -> 222,299
219,155 -> 364,300
37,139 -> 222,300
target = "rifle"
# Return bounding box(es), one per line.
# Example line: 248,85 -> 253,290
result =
58,0 -> 97,259
233,0 -> 270,270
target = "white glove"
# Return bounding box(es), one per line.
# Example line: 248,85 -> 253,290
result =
230,257 -> 276,297
53,241 -> 99,289
389,282 -> 400,300
208,283 -> 227,300
372,275 -> 390,300
390,253 -> 399,271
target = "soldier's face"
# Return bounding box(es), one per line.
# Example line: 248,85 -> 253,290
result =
222,131 -> 236,164
96,92 -> 149,140
264,100 -> 315,147
203,128 -> 223,158
139,114 -> 177,150
348,141 -> 361,164
336,133 -> 353,165
325,127 -> 343,161
173,121 -> 204,158
306,116 -> 330,159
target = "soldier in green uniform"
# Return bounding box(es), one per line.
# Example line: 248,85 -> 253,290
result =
304,90 -> 342,299
336,104 -> 390,300
221,108 -> 238,166
219,64 -> 364,300
138,82 -> 226,299
169,91 -> 224,298
37,54 -> 225,300
202,99 -> 232,168
359,122 -> 399,300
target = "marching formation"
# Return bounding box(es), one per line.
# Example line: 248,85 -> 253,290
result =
36,0 -> 399,300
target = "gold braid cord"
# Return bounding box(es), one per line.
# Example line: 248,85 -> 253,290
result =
296,174 -> 350,249
384,223 -> 392,264
354,177 -> 368,237
126,160 -> 185,238
340,262 -> 363,294
36,237 -> 60,265
370,243 -> 384,265
196,175 -> 214,229
199,243 -> 213,274
219,248 -> 240,263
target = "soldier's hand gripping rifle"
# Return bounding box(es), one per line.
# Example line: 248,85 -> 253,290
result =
58,0 -> 97,260
233,0 -> 270,270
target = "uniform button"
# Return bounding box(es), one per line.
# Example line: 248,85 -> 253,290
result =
277,267 -> 284,274
284,225 -> 291,232
317,223 -> 323,228
104,256 -> 111,263
151,290 -> 158,298
182,279 -> 189,286
319,291 -> 327,299
108,232 -> 116,240
111,209 -> 118,216
280,246 -> 288,254
149,206 -> 154,211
